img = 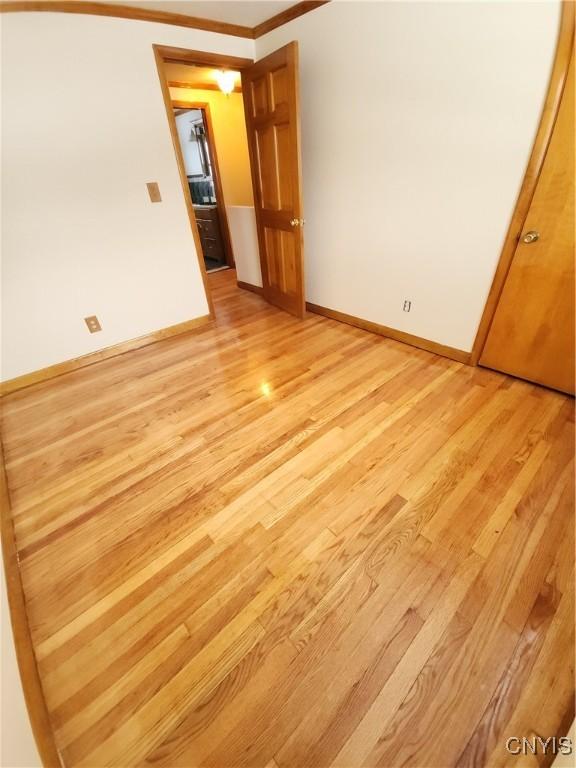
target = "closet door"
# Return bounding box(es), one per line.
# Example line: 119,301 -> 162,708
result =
480,54 -> 575,395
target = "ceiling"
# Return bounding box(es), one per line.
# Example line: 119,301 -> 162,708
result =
105,1 -> 296,26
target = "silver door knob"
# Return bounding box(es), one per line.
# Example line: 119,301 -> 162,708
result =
522,230 -> 539,244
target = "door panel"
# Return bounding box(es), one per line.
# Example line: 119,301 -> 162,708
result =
263,228 -> 299,296
276,125 -> 293,209
480,53 -> 575,395
242,42 -> 305,318
256,127 -> 278,209
271,67 -> 289,108
251,77 -> 268,117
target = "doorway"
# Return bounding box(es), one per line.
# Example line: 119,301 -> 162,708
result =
153,44 -> 306,318
173,101 -> 234,272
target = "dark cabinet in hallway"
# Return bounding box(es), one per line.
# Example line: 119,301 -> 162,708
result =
193,204 -> 226,271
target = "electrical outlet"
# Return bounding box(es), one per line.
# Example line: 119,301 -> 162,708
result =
84,315 -> 102,333
403,300 -> 412,312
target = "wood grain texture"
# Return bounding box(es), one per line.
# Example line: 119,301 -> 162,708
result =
242,42 -> 306,318
0,436 -> 63,766
2,270 -> 573,768
0,315 -> 212,397
237,280 -> 264,295
471,1 -> 575,365
479,51 -> 575,395
154,45 -> 216,318
156,46 -> 253,71
307,301 -> 471,365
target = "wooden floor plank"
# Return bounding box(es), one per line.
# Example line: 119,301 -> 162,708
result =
1,270 -> 573,768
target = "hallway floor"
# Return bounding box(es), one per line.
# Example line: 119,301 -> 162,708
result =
2,270 -> 574,767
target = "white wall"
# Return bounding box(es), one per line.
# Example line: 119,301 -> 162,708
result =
175,109 -> 204,177
168,84 -> 255,206
227,205 -> 262,287
1,13 -> 253,381
1,552 -> 41,768
256,1 -> 560,352
2,4 -> 560,376
0,24 -> 36,765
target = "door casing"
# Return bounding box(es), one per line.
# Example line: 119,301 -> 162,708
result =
471,2 -> 575,366
153,45 -> 255,313
479,50 -> 575,394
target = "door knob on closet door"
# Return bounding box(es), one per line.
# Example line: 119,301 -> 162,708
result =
521,230 -> 540,244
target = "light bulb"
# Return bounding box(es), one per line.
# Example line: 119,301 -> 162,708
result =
215,70 -> 236,95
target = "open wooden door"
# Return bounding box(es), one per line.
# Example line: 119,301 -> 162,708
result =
242,42 -> 305,318
479,52 -> 575,395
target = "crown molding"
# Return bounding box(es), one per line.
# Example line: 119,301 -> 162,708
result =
0,0 -> 330,38
253,1 -> 328,37
0,1 -> 254,36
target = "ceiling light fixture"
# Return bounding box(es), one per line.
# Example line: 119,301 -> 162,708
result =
215,70 -> 236,95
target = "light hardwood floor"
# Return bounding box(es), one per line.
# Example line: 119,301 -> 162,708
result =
2,270 -> 574,768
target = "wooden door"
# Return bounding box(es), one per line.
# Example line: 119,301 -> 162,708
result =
242,42 -> 305,317
480,53 -> 575,395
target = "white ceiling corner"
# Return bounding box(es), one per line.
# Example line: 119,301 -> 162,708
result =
107,1 -> 297,27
